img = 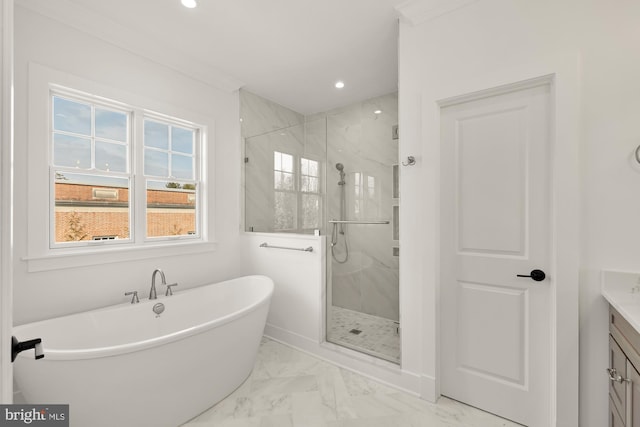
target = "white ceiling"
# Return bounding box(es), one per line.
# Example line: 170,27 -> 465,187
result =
62,0 -> 404,115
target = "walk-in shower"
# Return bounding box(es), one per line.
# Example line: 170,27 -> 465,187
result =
242,90 -> 399,363
325,94 -> 400,363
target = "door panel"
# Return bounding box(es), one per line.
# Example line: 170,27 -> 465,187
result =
457,107 -> 526,256
457,282 -> 526,386
440,82 -> 551,426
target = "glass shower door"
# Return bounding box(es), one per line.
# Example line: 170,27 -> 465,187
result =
325,93 -> 400,363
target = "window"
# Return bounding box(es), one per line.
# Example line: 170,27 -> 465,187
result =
144,118 -> 198,239
50,89 -> 203,249
273,151 -> 322,232
52,94 -> 132,245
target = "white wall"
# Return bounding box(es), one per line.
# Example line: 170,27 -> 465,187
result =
241,231 -> 422,394
12,6 -> 243,324
398,0 -> 640,425
242,233 -> 324,343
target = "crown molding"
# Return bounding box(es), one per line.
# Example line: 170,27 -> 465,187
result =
15,0 -> 245,92
395,0 -> 479,26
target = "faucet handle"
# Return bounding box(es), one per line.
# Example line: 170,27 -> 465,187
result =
165,283 -> 178,296
125,291 -> 139,304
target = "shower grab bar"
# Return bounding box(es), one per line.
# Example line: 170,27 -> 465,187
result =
259,242 -> 314,252
328,220 -> 390,225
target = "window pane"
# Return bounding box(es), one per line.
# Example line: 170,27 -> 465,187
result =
302,194 -> 320,229
144,149 -> 169,177
172,127 -> 194,154
144,120 -> 169,149
300,158 -> 309,175
274,151 -> 282,170
53,134 -> 91,168
308,160 -> 318,177
282,153 -> 293,172
274,191 -> 296,230
171,153 -> 194,180
301,175 -> 309,192
274,171 -> 295,190
274,171 -> 282,190
309,176 -> 319,193
54,172 -> 130,243
53,96 -> 91,135
146,180 -> 197,238
96,109 -> 127,142
95,141 -> 127,172
282,172 -> 294,190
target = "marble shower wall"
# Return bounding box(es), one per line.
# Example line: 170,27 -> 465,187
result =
324,93 -> 399,322
241,90 -> 399,321
241,90 -> 325,233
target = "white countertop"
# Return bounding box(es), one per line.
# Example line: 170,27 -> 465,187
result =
602,270 -> 640,333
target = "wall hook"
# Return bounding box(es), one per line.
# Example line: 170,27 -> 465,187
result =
635,145 -> 640,164
402,156 -> 416,166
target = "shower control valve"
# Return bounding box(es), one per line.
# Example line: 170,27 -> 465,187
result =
165,283 -> 178,296
125,291 -> 139,304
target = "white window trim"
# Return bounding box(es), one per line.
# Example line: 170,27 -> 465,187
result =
25,63 -> 214,272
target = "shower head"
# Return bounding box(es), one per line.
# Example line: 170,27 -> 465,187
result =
336,163 -> 346,186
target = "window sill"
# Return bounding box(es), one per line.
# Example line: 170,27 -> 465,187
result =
23,240 -> 217,272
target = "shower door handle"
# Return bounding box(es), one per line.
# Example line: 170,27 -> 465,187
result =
328,220 -> 390,225
516,269 -> 546,282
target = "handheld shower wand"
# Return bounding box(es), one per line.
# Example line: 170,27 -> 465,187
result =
331,163 -> 349,263
335,163 -> 345,186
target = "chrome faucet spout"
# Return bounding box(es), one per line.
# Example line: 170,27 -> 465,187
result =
150,269 -> 166,300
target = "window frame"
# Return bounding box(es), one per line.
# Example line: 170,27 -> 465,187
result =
26,63 -> 213,272
49,88 -> 205,249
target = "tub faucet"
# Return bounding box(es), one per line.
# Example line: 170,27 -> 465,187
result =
150,269 -> 166,300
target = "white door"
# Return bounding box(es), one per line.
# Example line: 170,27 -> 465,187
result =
440,81 -> 551,426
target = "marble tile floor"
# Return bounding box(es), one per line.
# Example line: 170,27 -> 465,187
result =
327,306 -> 400,364
182,337 -> 520,427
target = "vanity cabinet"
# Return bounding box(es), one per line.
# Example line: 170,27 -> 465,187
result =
609,306 -> 640,427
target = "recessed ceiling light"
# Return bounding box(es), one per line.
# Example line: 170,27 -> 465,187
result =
181,0 -> 197,8
335,81 -> 345,89
374,110 -> 382,115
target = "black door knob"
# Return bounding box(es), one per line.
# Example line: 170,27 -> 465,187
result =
517,269 -> 546,282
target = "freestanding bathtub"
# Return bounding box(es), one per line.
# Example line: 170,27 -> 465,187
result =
13,275 -> 274,427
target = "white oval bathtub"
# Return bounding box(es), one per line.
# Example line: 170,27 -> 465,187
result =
13,275 -> 274,427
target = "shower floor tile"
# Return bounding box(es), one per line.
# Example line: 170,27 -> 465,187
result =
183,337 -> 520,427
327,306 -> 400,363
